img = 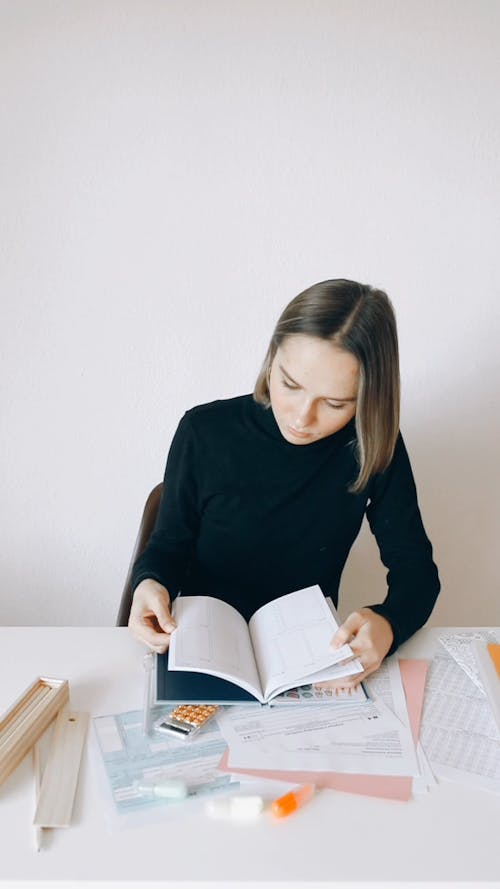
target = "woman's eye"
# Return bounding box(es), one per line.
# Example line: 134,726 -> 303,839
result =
280,379 -> 347,410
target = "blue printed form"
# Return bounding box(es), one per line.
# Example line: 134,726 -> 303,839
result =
92,706 -> 238,826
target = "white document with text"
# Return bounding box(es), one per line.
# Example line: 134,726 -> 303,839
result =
217,696 -> 419,776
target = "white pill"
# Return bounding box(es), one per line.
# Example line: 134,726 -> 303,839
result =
205,794 -> 264,819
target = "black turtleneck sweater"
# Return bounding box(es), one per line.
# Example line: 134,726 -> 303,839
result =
131,394 -> 440,653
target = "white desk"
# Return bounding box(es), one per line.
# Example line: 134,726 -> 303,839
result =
0,626 -> 499,885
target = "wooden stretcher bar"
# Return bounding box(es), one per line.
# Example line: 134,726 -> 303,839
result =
34,709 -> 89,827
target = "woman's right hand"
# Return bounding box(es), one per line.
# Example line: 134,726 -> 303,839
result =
128,578 -> 176,653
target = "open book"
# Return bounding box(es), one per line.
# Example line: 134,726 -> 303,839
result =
156,585 -> 363,705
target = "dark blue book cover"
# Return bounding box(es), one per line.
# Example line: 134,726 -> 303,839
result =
155,646 -> 259,704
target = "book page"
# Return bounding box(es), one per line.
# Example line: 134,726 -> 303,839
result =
248,585 -> 355,701
168,596 -> 264,701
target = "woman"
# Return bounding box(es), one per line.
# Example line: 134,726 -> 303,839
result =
128,279 -> 440,688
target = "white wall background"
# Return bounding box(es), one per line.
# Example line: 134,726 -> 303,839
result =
1,0 -> 499,628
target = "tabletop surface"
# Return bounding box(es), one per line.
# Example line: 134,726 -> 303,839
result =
0,625 -> 499,884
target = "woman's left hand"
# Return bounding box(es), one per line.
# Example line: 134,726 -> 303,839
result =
314,608 -> 394,691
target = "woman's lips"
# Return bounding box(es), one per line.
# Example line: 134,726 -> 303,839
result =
287,425 -> 313,439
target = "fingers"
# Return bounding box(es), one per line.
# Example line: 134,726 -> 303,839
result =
133,620 -> 173,654
128,579 -> 177,653
330,610 -> 393,670
326,608 -> 392,688
153,599 -> 176,634
330,610 -> 364,649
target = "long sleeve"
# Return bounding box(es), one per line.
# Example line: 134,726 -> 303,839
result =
129,396 -> 440,644
131,413 -> 200,599
364,434 -> 440,653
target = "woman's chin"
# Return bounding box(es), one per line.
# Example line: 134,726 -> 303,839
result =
282,424 -> 315,443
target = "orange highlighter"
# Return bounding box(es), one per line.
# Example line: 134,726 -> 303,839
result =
271,784 -> 316,818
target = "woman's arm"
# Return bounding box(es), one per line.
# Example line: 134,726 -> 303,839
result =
363,432 -> 441,651
128,412 -> 200,649
317,433 -> 440,689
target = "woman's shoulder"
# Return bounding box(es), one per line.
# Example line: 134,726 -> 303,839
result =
367,429 -> 416,498
181,394 -> 252,435
186,393 -> 251,420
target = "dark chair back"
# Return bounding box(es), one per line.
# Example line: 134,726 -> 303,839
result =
116,483 -> 163,626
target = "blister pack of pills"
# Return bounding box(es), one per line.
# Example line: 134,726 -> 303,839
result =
154,704 -> 218,740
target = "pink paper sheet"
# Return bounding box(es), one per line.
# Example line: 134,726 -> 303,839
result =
218,658 -> 429,802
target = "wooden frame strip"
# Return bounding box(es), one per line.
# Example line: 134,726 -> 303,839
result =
34,709 -> 89,828
0,678 -> 69,785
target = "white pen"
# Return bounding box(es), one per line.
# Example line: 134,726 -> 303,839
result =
32,744 -> 43,852
142,651 -> 155,735
133,777 -> 188,800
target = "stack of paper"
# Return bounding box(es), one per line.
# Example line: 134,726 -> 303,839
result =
216,657 -> 433,802
419,633 -> 500,794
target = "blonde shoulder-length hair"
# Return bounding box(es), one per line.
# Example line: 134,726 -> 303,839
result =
253,279 -> 400,493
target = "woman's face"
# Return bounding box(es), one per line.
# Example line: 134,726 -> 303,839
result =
268,335 -> 359,445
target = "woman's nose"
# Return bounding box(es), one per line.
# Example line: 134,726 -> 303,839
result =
294,399 -> 315,428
